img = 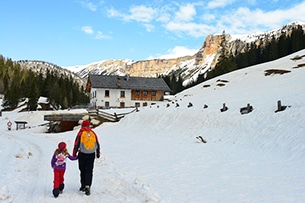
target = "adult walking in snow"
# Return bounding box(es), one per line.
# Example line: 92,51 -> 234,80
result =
51,142 -> 77,198
73,120 -> 101,195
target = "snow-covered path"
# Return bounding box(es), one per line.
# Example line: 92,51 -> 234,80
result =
0,126 -> 161,203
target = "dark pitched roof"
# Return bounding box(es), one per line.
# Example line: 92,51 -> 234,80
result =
89,75 -> 171,91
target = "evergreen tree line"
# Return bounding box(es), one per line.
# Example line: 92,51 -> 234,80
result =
0,56 -> 89,110
161,71 -> 185,95
163,25 -> 305,94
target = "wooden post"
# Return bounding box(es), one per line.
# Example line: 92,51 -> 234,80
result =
277,100 -> 282,111
275,100 -> 287,113
247,103 -> 250,111
220,103 -> 228,112
240,103 -> 253,114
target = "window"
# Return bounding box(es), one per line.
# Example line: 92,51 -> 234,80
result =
120,91 -> 125,98
105,101 -> 109,108
105,90 -> 110,97
143,91 -> 148,96
152,91 -> 156,96
91,91 -> 96,98
135,103 -> 140,107
120,102 -> 125,108
136,90 -> 140,96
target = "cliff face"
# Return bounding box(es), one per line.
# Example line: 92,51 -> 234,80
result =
194,34 -> 223,67
126,56 -> 193,77
126,34 -> 226,78
75,34 -> 225,85
203,34 -> 223,55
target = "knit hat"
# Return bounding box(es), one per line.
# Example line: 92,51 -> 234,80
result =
58,142 -> 66,150
82,120 -> 90,128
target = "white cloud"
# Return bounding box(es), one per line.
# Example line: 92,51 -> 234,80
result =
80,1 -> 97,11
107,3 -> 199,36
126,5 -> 156,23
166,22 -> 215,37
81,26 -> 94,34
106,1 -> 305,40
155,46 -> 198,59
108,5 -> 156,23
217,1 -> 305,34
81,26 -> 111,39
202,13 -> 215,21
107,7 -> 122,18
174,4 -> 196,22
106,6 -> 157,31
143,23 -> 155,32
247,0 -> 256,5
156,7 -> 172,23
95,31 -> 111,39
206,0 -> 236,9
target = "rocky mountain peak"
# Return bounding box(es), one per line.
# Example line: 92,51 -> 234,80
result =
17,22 -> 305,87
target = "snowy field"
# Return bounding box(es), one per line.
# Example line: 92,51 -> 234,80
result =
1,49 -> 305,203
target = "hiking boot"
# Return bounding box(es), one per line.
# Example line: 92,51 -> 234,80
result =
79,186 -> 85,192
85,186 -> 90,196
52,188 -> 59,198
59,184 -> 65,191
59,184 -> 64,194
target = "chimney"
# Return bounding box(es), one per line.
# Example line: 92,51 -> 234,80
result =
117,77 -> 120,88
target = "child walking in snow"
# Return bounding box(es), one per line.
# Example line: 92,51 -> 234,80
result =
51,142 -> 77,198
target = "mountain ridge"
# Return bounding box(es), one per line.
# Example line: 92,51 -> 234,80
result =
64,21 -> 305,84
16,21 -> 305,88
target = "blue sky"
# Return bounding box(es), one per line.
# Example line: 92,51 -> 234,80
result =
1,0 -> 305,67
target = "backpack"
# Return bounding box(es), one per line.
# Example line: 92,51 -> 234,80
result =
55,153 -> 66,166
80,130 -> 97,153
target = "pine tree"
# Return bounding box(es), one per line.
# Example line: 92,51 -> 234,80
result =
4,75 -> 20,109
27,78 -> 39,111
268,36 -> 278,61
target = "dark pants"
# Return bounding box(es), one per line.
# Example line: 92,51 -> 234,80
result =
78,152 -> 95,188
